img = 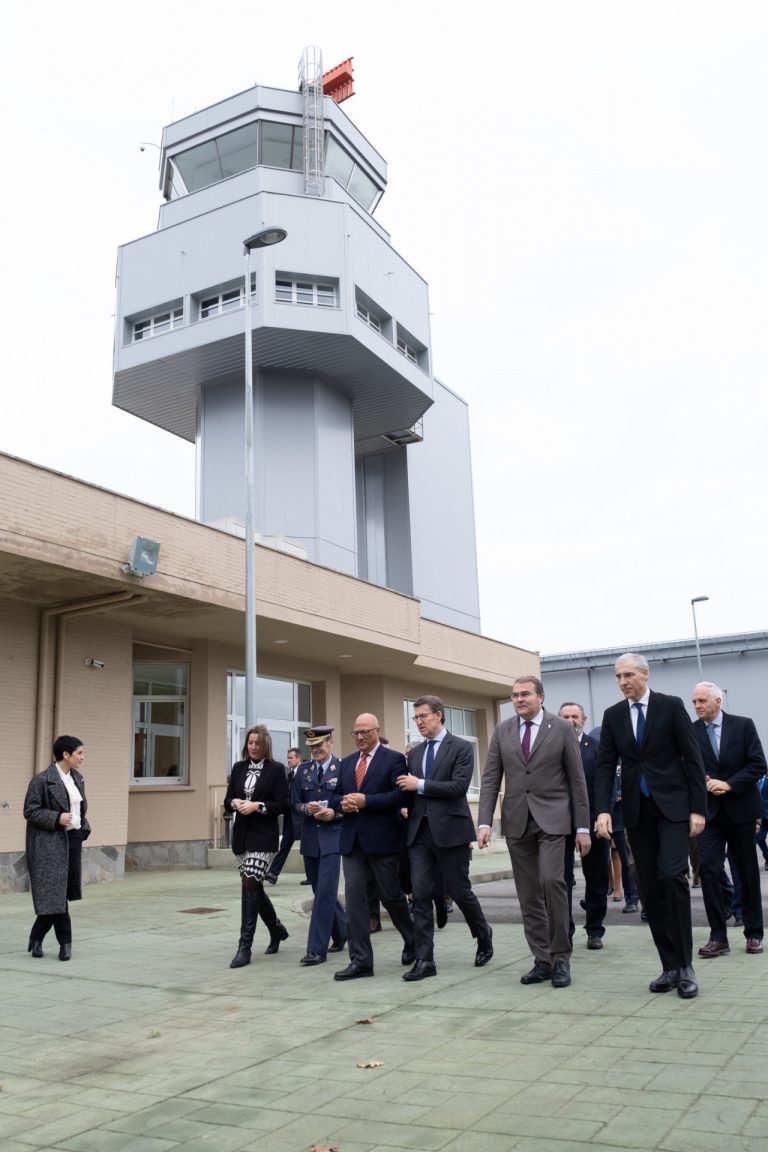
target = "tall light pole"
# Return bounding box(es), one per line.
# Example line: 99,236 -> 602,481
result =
243,226 -> 287,728
691,595 -> 709,680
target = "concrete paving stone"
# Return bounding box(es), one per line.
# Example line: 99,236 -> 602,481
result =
673,1094 -> 758,1134
102,1098 -> 210,1134
545,1066 -> 658,1090
230,1110 -> 349,1149
643,1063 -> 720,1094
658,1129 -> 767,1152
513,1141 -> 634,1152
330,1117 -> 462,1149
56,1129 -> 181,1151
707,1081 -> 768,1102
492,1081 -> 582,1114
10,1107 -> 125,1147
181,1103 -> 305,1132
436,1134 -> 523,1152
589,1103 -> 681,1147
416,1097 -> 521,1129
315,1095 -> 435,1125
576,1085 -> 697,1112
335,1071 -> 430,1103
476,1110 -> 603,1142
152,1123 -> 258,1151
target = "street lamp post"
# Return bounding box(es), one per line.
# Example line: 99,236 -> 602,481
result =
691,595 -> 709,680
243,226 -> 287,728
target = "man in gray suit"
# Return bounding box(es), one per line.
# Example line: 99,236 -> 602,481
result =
478,675 -> 591,988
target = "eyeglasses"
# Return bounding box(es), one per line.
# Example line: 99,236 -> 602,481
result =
351,728 -> 377,738
412,712 -> 434,722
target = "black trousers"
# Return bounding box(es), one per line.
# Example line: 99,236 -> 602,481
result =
409,819 -> 490,961
628,793 -> 693,970
342,848 -> 414,969
698,810 -> 763,942
32,909 -> 72,944
565,831 -> 609,939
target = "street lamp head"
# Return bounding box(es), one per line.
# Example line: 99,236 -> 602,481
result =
244,226 -> 287,252
691,596 -> 709,605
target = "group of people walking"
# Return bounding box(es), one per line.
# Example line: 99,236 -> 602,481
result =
24,659 -> 765,999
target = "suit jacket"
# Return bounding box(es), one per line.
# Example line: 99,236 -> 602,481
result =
478,710 -> 589,838
405,731 -> 477,848
291,756 -> 343,857
694,712 -> 766,823
225,759 -> 289,855
594,691 -> 707,828
578,732 -> 601,825
332,744 -> 407,856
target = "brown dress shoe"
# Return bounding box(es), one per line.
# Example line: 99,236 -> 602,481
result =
698,939 -> 730,958
746,937 -> 764,954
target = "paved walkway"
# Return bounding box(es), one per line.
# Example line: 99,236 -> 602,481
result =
1,860 -> 767,1152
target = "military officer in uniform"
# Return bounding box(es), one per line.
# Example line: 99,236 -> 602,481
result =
292,726 -> 347,966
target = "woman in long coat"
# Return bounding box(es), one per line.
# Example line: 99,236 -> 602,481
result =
24,734 -> 91,960
224,724 -> 289,967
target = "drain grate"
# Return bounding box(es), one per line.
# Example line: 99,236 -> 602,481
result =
178,907 -> 225,914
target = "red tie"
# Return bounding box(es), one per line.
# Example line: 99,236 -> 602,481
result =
521,721 -> 533,763
355,754 -> 367,789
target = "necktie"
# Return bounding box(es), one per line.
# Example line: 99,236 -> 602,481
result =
636,703 -> 650,796
317,762 -> 324,784
707,722 -> 719,760
521,721 -> 533,763
355,754 -> 367,790
424,740 -> 436,777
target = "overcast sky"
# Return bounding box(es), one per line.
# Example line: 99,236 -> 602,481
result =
3,1 -> 767,655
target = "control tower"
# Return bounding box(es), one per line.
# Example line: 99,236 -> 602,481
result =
113,49 -> 481,632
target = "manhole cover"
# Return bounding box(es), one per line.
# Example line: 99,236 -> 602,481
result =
178,907 -> 225,914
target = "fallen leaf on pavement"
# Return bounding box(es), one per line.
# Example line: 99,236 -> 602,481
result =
355,1060 -> 383,1068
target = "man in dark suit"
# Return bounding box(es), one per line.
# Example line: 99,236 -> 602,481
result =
264,747 -> 304,886
292,727 -> 346,966
478,676 -> 590,989
691,681 -> 766,958
594,653 -> 707,999
396,695 -> 493,981
331,713 -> 415,980
559,703 -> 610,950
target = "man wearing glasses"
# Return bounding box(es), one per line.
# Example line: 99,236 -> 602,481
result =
397,695 -> 493,980
331,714 -> 415,980
478,676 -> 590,989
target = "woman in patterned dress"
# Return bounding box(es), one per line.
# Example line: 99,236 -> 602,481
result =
225,725 -> 290,967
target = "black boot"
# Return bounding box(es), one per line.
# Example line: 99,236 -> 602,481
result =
28,933 -> 44,958
230,886 -> 259,968
260,890 -> 289,954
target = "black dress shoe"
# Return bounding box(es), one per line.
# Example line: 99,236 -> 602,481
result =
677,965 -> 698,999
401,948 -> 416,966
649,969 -> 680,993
334,963 -> 374,981
520,960 -> 553,984
29,936 -> 44,958
300,878 -> 311,885
587,936 -> 604,950
263,873 -> 277,886
579,899 -> 587,910
300,953 -> 326,966
551,958 -> 571,987
328,938 -> 347,953
369,916 -> 382,934
435,901 -> 448,930
475,926 -> 494,967
622,903 -> 638,913
402,960 -> 437,982
59,943 -> 72,962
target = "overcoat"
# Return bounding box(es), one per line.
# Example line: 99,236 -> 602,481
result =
24,764 -> 91,915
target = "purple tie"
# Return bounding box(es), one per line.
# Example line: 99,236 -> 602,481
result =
521,721 -> 533,763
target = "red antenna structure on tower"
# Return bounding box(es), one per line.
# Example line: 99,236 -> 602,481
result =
323,58 -> 354,103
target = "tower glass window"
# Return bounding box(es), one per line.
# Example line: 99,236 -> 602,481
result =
133,664 -> 188,784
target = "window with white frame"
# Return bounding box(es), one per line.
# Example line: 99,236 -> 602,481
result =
356,301 -> 382,333
133,664 -> 188,784
275,278 -> 337,307
197,275 -> 256,320
132,307 -> 183,342
226,672 -> 312,776
403,699 -> 480,792
397,336 -> 418,363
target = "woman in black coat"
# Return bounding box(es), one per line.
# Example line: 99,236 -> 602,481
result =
224,725 -> 290,967
24,734 -> 91,961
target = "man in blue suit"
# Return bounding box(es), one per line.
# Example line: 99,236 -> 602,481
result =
331,713 -> 415,980
560,703 -> 610,950
691,682 -> 766,958
292,727 -> 347,966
